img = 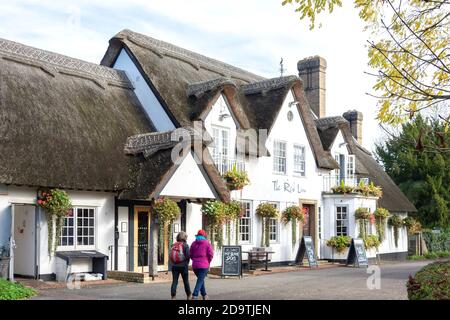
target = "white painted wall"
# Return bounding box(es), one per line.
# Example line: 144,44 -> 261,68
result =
0,186 -> 116,277
160,152 -> 215,199
113,49 -> 175,132
186,203 -> 203,247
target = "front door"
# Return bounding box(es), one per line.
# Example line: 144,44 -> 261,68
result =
301,203 -> 318,256
13,205 -> 36,278
134,207 -> 151,272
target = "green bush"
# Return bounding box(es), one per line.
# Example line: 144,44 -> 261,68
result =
423,230 -> 450,252
0,279 -> 36,300
407,261 -> 450,300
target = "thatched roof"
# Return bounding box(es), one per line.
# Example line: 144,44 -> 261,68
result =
0,37 -> 230,201
0,38 -> 153,192
316,116 -> 417,212
101,29 -> 338,170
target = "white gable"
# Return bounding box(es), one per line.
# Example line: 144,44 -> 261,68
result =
113,49 -> 175,132
160,152 -> 216,199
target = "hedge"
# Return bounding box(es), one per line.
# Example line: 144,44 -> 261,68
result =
406,261 -> 449,300
423,230 -> 450,252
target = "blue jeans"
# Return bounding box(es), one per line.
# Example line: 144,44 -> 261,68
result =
171,265 -> 191,297
192,268 -> 208,298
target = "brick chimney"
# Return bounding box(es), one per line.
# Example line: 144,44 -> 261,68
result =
297,56 -> 327,118
343,110 -> 363,145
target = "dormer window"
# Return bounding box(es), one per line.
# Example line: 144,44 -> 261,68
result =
212,126 -> 230,173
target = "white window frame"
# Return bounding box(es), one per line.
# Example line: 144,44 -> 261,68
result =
273,140 -> 287,174
268,202 -> 280,243
238,201 -> 252,244
346,155 -> 355,178
293,144 -> 306,176
335,205 -> 349,237
58,207 -> 97,251
211,125 -> 230,173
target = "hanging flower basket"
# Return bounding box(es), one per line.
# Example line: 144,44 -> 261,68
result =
37,189 -> 72,255
373,207 -> 390,242
363,234 -> 381,250
256,203 -> 279,247
281,205 -> 305,247
355,207 -> 371,239
403,216 -> 422,235
222,165 -> 250,191
388,214 -> 404,247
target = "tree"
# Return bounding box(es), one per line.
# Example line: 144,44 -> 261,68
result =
375,115 -> 450,229
282,0 -> 450,128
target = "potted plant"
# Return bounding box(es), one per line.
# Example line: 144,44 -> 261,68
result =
355,181 -> 383,197
326,235 -> 351,260
281,205 -> 306,247
363,234 -> 381,251
0,244 -> 10,280
331,180 -> 355,194
256,203 -> 279,247
373,207 -> 390,242
37,189 -> 72,255
222,165 -> 250,191
388,214 -> 404,247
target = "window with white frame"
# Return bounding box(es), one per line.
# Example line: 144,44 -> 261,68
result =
336,205 -> 348,236
239,201 -> 252,243
294,145 -> 306,176
346,155 -> 355,178
273,141 -> 287,174
268,202 -> 279,242
211,126 -> 230,173
334,154 -> 340,183
60,207 -> 96,248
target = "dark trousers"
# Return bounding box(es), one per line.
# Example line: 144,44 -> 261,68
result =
171,265 -> 191,297
192,268 -> 208,297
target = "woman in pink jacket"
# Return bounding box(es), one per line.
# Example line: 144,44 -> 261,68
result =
189,229 -> 214,300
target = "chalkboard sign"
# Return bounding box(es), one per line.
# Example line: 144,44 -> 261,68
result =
346,238 -> 368,268
295,236 -> 318,268
221,245 -> 242,277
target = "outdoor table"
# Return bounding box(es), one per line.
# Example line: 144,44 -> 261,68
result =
243,251 -> 275,272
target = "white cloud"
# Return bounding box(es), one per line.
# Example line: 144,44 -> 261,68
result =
0,0 -> 383,151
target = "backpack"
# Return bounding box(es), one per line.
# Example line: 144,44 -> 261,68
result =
170,242 -> 186,264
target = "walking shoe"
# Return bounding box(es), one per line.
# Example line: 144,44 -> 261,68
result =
171,295 -> 176,300
192,295 -> 199,300
187,294 -> 192,300
202,295 -> 209,300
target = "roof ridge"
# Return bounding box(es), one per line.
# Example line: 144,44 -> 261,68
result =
241,75 -> 300,95
187,77 -> 236,97
116,29 -> 264,83
0,38 -> 131,86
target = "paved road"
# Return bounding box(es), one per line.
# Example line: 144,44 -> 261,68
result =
33,260 -> 432,300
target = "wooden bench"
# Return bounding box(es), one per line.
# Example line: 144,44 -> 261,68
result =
243,248 -> 274,271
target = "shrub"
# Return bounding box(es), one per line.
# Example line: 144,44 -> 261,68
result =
407,261 -> 450,300
326,235 -> 351,254
423,230 -> 450,252
0,279 -> 36,300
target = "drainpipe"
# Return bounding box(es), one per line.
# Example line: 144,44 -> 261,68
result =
35,190 -> 40,279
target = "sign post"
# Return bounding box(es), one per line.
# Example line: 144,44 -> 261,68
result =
295,236 -> 318,268
221,245 -> 242,278
346,238 -> 368,268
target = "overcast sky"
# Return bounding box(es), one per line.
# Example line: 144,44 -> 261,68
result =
0,0 -> 385,151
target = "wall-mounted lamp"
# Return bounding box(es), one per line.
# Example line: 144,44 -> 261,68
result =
288,101 -> 300,108
339,142 -> 348,148
219,113 -> 231,121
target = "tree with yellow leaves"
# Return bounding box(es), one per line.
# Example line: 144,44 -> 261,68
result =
282,1 -> 450,137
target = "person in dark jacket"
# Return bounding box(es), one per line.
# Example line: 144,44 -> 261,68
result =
189,229 -> 214,300
169,231 -> 191,300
